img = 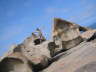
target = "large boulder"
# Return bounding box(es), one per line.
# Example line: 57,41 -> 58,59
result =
42,40 -> 96,72
21,40 -> 51,66
0,35 -> 51,72
52,18 -> 84,53
0,52 -> 33,72
81,29 -> 96,40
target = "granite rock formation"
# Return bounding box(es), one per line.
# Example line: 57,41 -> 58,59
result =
0,18 -> 96,72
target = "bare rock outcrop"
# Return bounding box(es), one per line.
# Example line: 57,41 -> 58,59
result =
42,41 -> 96,72
0,18 -> 96,72
0,52 -> 33,72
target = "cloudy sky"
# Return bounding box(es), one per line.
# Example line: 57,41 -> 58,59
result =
0,0 -> 96,56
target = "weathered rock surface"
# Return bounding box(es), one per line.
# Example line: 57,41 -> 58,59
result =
81,29 -> 96,40
0,52 -> 33,72
0,18 -> 96,72
42,41 -> 96,72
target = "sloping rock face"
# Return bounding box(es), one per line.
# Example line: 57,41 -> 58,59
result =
0,52 -> 33,72
0,18 -> 96,72
42,41 -> 96,72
